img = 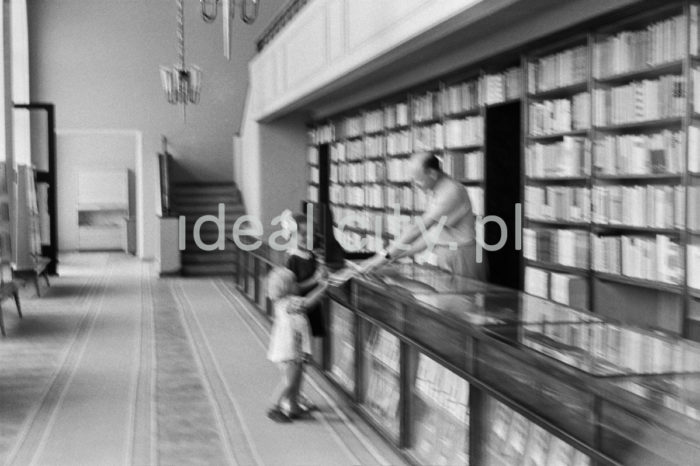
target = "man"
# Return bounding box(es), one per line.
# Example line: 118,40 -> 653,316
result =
362,151 -> 487,281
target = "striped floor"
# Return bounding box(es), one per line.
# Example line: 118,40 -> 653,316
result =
0,253 -> 406,466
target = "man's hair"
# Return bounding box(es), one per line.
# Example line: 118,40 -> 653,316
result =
420,153 -> 442,173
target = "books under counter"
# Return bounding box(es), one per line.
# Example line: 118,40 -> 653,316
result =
362,325 -> 401,437
329,301 -> 355,393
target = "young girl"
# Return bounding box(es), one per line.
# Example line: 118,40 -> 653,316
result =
286,213 -> 327,411
266,266 -> 327,422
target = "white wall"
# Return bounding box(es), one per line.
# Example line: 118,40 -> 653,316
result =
27,0 -> 285,259
249,0 -> 484,121
56,130 -> 137,251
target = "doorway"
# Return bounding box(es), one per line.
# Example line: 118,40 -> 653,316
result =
485,101 -> 522,289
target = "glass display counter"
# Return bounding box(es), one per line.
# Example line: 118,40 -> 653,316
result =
233,249 -> 700,465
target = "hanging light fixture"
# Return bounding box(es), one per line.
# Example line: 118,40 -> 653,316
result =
200,0 -> 260,60
160,0 -> 202,118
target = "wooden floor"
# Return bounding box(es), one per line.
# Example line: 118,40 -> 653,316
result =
0,253 -> 406,466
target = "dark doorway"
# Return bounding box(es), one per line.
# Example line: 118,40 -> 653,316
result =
485,101 -> 521,289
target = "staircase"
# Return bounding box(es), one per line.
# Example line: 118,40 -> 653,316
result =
171,182 -> 245,276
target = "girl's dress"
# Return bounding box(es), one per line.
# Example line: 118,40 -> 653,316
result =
287,250 -> 326,337
267,296 -> 312,363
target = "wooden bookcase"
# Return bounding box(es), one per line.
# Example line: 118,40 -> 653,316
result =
306,0 -> 700,341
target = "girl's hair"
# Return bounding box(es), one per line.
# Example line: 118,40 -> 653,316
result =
267,267 -> 298,301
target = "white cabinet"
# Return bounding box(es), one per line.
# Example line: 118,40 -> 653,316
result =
77,170 -> 128,251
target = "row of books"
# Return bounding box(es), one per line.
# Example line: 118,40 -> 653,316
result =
466,187 -> 485,217
330,307 -> 355,392
591,185 -> 685,229
528,45 -> 588,94
331,139 -> 364,161
486,400 -> 590,466
526,137 -> 590,178
592,234 -> 683,285
442,151 -> 484,181
524,267 -> 590,310
307,146 -> 319,165
414,355 -> 469,425
307,185 -> 319,203
526,319 -> 700,374
364,135 -> 384,158
413,92 -> 442,123
412,407 -> 468,466
524,186 -> 591,223
364,366 -> 401,428
529,93 -> 591,136
593,15 -> 685,79
309,166 -> 319,184
484,67 -> 523,105
593,130 -> 685,175
520,293 -> 598,324
384,102 -> 410,129
364,109 -> 384,134
387,130 -> 412,155
330,206 -> 386,232
592,75 -> 685,126
413,124 -> 445,151
444,117 -> 485,148
386,185 -> 415,211
443,79 -> 482,115
310,123 -> 335,145
523,228 -> 590,269
387,158 -> 413,182
329,185 -> 382,208
693,69 -> 700,115
330,161 -> 385,184
689,125 -> 700,173
689,244 -> 700,290
343,115 -> 364,139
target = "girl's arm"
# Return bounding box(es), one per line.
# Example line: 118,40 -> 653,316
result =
300,280 -> 329,310
297,264 -> 327,293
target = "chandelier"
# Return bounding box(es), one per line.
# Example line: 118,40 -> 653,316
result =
199,0 -> 260,60
160,0 -> 202,117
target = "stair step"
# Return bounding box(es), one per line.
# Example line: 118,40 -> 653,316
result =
181,263 -> 236,277
181,252 -> 236,264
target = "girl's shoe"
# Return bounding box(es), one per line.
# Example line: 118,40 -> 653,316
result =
267,407 -> 292,423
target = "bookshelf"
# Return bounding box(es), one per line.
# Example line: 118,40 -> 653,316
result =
305,0 -> 700,336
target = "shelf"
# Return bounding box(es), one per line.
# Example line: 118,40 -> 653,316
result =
387,152 -> 413,158
459,179 -> 484,186
385,124 -> 411,131
528,81 -> 588,100
443,107 -> 481,119
386,180 -> 413,186
594,60 -> 683,85
414,390 -> 468,426
364,129 -> 385,136
594,272 -> 682,293
525,176 -> 588,183
524,259 -> 589,275
691,172 -> 700,178
343,134 -> 364,141
412,117 -> 442,126
594,173 -> 682,182
525,218 -> 590,229
527,130 -> 589,141
485,97 -> 521,108
594,117 -> 683,132
444,144 -> 484,151
689,229 -> 700,236
365,156 -> 386,162
690,288 -> 700,300
592,224 -> 682,236
370,354 -> 400,376
77,203 -> 128,211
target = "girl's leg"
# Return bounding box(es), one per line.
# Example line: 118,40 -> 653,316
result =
285,360 -> 304,416
270,362 -> 295,407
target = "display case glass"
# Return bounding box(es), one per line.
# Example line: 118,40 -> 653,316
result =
410,351 -> 469,466
482,395 -> 592,466
329,300 -> 355,393
361,321 -> 401,439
